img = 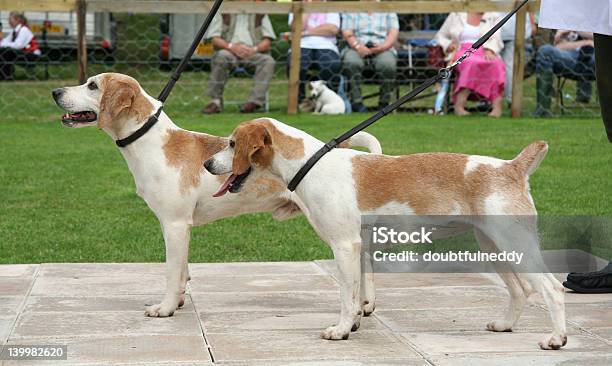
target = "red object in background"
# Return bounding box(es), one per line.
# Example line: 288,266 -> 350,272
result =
101,39 -> 110,49
43,20 -> 52,29
160,36 -> 170,60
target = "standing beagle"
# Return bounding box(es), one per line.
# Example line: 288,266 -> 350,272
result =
205,118 -> 567,350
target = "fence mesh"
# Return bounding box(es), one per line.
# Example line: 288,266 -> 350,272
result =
0,9 -> 601,118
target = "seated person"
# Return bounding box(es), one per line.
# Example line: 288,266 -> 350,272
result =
202,14 -> 276,114
534,30 -> 595,118
435,12 -> 505,117
0,12 -> 41,81
288,10 -> 341,104
341,10 -> 399,112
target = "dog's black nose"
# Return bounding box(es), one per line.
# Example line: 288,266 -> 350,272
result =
52,88 -> 64,101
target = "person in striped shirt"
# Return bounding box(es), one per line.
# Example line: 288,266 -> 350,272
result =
341,10 -> 399,112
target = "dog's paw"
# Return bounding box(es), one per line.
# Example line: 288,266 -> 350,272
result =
144,303 -> 175,317
177,294 -> 185,308
362,300 -> 376,317
538,334 -> 567,350
321,325 -> 351,340
486,320 -> 512,332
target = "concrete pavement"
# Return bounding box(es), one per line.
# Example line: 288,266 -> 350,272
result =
0,261 -> 610,365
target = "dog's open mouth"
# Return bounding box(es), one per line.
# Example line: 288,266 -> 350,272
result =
62,111 -> 97,128
212,168 -> 252,197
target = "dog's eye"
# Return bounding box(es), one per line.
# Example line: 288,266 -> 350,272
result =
229,140 -> 235,148
87,82 -> 98,91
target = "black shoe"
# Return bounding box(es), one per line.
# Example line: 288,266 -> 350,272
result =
563,262 -> 612,293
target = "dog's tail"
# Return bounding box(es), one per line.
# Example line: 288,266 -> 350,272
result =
511,140 -> 548,177
339,131 -> 383,154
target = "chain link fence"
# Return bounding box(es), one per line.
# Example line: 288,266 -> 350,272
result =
0,5 -> 601,118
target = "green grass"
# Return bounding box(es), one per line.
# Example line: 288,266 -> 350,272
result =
1,75 -> 611,263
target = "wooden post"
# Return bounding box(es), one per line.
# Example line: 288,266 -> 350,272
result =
76,0 -> 87,84
510,1 -> 527,117
287,1 -> 303,114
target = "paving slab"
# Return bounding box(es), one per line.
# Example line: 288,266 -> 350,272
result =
30,275 -> 167,296
566,303 -> 612,328
189,261 -> 325,277
20,295 -> 194,313
3,335 -> 212,365
431,353 -> 612,366
375,286 -> 508,310
0,264 -> 38,277
217,360 -> 430,366
189,274 -> 338,293
1,316 -> 15,344
11,311 -> 202,338
374,305 -> 557,333
199,310 -> 386,333
588,327 -> 612,343
207,330 -> 421,363
401,331 -> 611,355
0,296 -> 25,316
190,291 -> 340,313
37,263 -> 165,278
0,277 -> 35,297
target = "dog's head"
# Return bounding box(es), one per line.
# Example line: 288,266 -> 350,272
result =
204,120 -> 274,197
52,73 -> 155,137
309,80 -> 328,99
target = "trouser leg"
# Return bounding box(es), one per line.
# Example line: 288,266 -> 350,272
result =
594,33 -> 612,142
207,49 -> 237,103
373,50 -> 397,107
245,53 -> 276,106
0,48 -> 19,80
342,48 -> 365,104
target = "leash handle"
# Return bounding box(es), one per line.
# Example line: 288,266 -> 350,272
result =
287,0 -> 531,192
157,0 -> 224,103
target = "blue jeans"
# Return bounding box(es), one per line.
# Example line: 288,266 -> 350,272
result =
287,48 -> 341,101
536,44 -> 595,101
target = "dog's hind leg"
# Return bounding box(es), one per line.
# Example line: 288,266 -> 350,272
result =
178,262 -> 191,308
322,241 -> 362,340
360,250 -> 376,317
145,221 -> 191,317
475,229 -> 527,332
479,221 -> 567,350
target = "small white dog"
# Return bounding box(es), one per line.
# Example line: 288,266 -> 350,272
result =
310,80 -> 345,114
205,118 -> 567,350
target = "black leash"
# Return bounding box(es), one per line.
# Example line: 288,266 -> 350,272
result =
287,0 -> 529,191
115,0 -> 225,148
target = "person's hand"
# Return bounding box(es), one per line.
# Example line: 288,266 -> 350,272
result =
232,43 -> 255,59
446,43 -> 457,54
484,49 -> 497,61
369,45 -> 385,55
355,44 -> 372,58
582,39 -> 595,48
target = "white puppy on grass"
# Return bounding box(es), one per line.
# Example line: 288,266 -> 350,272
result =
310,80 -> 346,114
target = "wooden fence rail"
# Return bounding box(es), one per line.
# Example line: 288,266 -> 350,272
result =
0,0 -> 539,116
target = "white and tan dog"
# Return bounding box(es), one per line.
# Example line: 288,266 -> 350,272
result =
51,73 -> 382,318
205,118 -> 567,350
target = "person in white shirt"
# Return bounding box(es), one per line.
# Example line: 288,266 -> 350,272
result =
288,10 -> 342,103
539,0 -> 612,142
0,12 -> 41,81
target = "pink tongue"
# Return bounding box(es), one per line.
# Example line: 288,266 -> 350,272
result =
212,174 -> 237,197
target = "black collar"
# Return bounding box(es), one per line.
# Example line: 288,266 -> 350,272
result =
115,107 -> 163,148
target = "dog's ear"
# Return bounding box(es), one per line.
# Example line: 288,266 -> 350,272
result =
232,124 -> 271,175
98,78 -> 135,130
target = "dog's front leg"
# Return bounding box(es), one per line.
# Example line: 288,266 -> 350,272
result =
145,221 -> 190,317
322,241 -> 362,340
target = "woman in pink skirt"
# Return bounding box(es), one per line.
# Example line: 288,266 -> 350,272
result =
435,12 -> 506,117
